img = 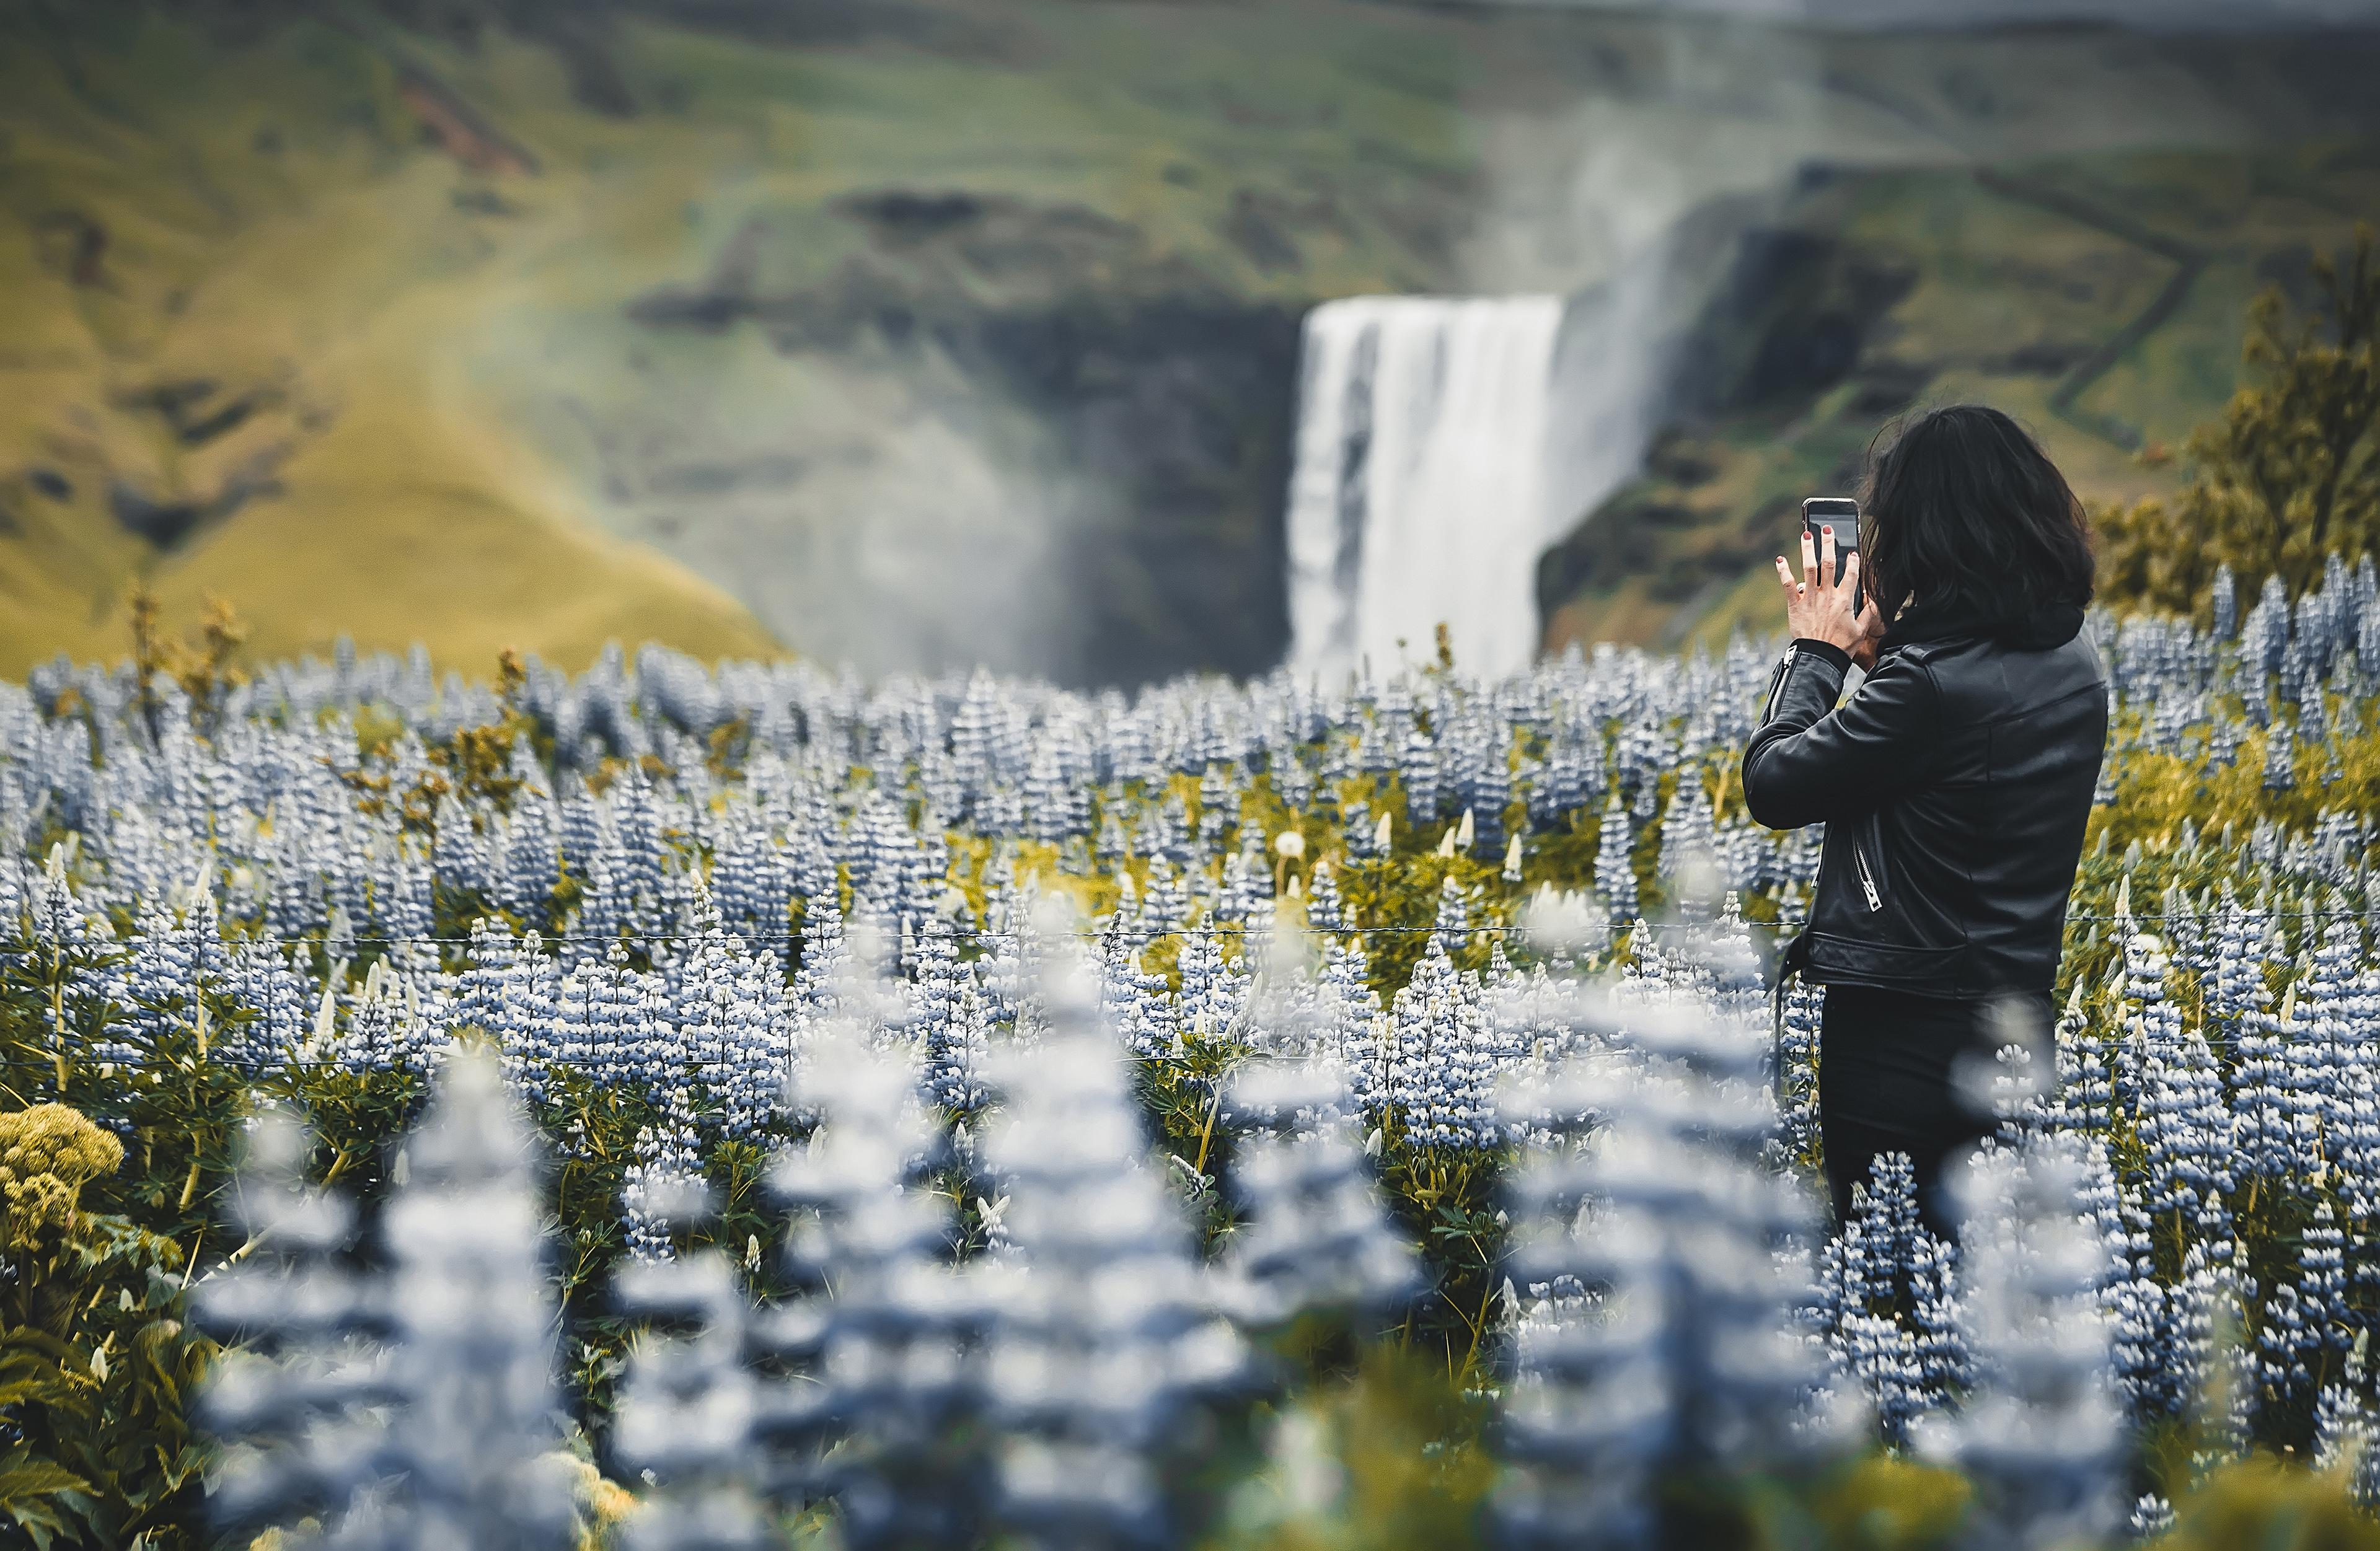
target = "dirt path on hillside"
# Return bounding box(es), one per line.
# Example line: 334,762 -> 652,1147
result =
1970,168 -> 2210,452
1820,69 -> 2213,452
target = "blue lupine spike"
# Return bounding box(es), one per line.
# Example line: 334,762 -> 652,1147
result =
1592,789 -> 1638,926
977,923 -> 1248,1544
21,565 -> 2380,1547
1401,725 -> 1440,832
198,1052 -> 578,1544
1921,1136 -> 2123,1550
1220,1061 -> 1417,1325
1494,946 -> 1856,1551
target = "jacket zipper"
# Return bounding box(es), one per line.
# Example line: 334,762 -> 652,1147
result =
1852,840 -> 1883,912
1761,647 -> 1797,723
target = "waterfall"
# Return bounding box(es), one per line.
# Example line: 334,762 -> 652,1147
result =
1283,296 -> 1565,683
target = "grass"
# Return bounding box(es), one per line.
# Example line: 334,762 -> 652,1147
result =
0,12 -> 777,672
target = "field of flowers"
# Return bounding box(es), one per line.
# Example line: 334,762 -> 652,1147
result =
7,559 -> 2380,1549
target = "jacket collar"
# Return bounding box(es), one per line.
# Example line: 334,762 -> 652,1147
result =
1882,599 -> 2086,654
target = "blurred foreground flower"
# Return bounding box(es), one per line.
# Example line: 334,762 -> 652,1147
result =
1492,934 -> 1858,1550
198,1050 -> 578,1547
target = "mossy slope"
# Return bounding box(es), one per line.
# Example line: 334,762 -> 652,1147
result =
0,13 -> 783,674
9,2 -> 2380,675
0,1 -> 1483,678
1543,134 -> 2380,652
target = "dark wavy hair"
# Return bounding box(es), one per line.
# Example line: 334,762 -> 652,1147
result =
1856,405 -> 2096,631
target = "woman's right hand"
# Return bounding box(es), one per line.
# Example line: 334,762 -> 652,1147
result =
1776,525 -> 1875,661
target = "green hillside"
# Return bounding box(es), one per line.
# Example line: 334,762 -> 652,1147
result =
1542,143 -> 2380,652
0,0 -> 1480,680
0,9 -> 780,674
4,1 -> 2378,679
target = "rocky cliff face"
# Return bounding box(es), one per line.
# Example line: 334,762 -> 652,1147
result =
610,190 -> 1311,683
1529,40 -> 2380,652
974,299 -> 1303,685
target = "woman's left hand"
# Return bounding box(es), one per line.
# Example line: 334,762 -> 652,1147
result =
1776,525 -> 1877,661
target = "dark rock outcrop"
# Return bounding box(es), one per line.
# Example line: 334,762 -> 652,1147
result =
627,190 -> 1302,687
970,299 -> 1300,686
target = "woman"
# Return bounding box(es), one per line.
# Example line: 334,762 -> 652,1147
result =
1742,405 -> 2107,1236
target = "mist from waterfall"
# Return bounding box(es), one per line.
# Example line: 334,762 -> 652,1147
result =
1284,297 -> 1562,683
1282,15 -> 1843,684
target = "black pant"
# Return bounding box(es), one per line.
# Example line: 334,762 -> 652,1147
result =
1818,983 -> 2043,1242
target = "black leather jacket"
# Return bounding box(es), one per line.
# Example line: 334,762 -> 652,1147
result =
1742,606 -> 2109,998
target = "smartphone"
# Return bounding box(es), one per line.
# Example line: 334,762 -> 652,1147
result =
1801,496 -> 1863,614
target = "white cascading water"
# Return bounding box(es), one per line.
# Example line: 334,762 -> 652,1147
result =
1284,296 -> 1565,683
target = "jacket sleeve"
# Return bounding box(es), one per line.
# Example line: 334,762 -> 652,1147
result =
1741,639 -> 1943,830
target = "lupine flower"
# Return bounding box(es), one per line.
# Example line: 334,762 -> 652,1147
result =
977,931 -> 1247,1545
1592,789 -> 1637,926
21,554 -> 2380,1545
747,1019 -> 984,1546
1494,969 -> 1854,1550
1919,1135 -> 2122,1550
1221,1060 -> 1416,1325
621,1106 -> 707,1265
198,1053 -> 578,1545
193,1106 -> 392,1537
1809,1152 -> 1963,1447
